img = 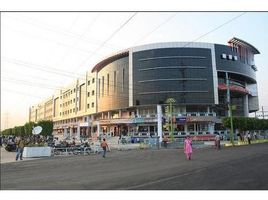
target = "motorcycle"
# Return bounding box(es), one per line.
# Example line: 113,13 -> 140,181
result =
5,143 -> 17,152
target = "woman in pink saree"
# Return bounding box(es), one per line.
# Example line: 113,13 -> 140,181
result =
184,136 -> 193,160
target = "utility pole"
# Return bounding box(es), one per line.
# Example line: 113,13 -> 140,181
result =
226,72 -> 234,146
262,106 -> 265,119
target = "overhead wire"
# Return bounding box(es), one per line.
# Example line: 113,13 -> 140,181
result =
76,12 -> 138,71
61,13 -> 101,61
133,13 -> 177,46
182,12 -> 247,47
4,12 -> 249,115
4,14 -> 122,49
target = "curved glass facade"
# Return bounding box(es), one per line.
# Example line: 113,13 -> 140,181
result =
97,56 -> 129,112
132,47 -> 215,106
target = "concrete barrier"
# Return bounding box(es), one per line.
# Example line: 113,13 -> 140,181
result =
23,147 -> 52,158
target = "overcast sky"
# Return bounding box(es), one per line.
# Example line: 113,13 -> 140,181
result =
1,12 -> 268,129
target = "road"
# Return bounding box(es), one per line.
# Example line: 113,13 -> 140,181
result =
1,143 -> 268,190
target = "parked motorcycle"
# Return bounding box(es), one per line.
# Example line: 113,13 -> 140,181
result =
5,143 -> 17,152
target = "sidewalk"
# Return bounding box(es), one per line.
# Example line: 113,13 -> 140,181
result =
0,147 -> 40,164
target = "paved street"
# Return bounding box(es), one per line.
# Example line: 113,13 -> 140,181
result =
1,143 -> 268,190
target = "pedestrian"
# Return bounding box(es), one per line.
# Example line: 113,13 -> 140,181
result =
163,135 -> 168,148
254,131 -> 257,140
215,134 -> 221,150
247,132 -> 251,144
184,136 -> 193,160
15,136 -> 27,161
101,138 -> 109,158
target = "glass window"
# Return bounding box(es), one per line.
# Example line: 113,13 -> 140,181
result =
107,73 -> 109,95
87,92 -> 90,97
92,78 -> 95,83
91,102 -> 94,108
114,71 -> 117,92
88,80 -> 90,85
122,68 -> 125,92
187,123 -> 195,132
98,78 -> 101,97
102,76 -> 104,97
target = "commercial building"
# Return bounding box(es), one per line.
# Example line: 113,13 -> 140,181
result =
29,37 -> 260,140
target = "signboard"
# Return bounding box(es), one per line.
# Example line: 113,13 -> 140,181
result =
218,84 -> 249,94
176,117 -> 187,125
79,122 -> 89,127
133,118 -> 145,123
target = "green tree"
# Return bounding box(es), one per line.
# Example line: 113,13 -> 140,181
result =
12,126 -> 21,136
223,117 -> 268,131
19,126 -> 26,136
37,120 -> 53,136
24,122 -> 36,136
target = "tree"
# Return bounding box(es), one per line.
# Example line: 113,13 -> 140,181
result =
12,126 -> 21,136
223,117 -> 268,131
37,120 -> 53,136
19,126 -> 25,136
24,122 -> 36,136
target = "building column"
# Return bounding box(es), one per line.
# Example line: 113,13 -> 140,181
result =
157,105 -> 163,142
77,125 -> 80,141
208,122 -> 214,134
64,128 -> 68,139
70,128 -> 73,139
244,94 -> 249,117
97,121 -> 100,136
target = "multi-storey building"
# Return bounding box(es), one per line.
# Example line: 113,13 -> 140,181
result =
29,38 -> 260,140
29,96 -> 54,123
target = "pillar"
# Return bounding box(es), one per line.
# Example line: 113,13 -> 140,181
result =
70,128 -> 73,139
244,94 -> 249,117
97,121 -> 100,136
208,122 -> 214,134
64,128 -> 68,139
157,105 -> 163,142
77,125 -> 80,141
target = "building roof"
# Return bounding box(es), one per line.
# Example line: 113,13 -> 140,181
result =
91,51 -> 129,72
228,37 -> 260,54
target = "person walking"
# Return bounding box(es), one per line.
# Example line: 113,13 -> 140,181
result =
163,135 -> 168,148
15,136 -> 27,161
184,136 -> 193,160
215,134 -> 221,150
101,138 -> 109,158
247,132 -> 251,144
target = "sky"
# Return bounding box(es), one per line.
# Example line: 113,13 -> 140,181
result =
1,12 -> 268,129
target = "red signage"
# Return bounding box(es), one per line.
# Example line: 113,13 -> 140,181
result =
218,84 -> 249,94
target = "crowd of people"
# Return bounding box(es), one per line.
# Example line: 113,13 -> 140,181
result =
1,129 -> 266,162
